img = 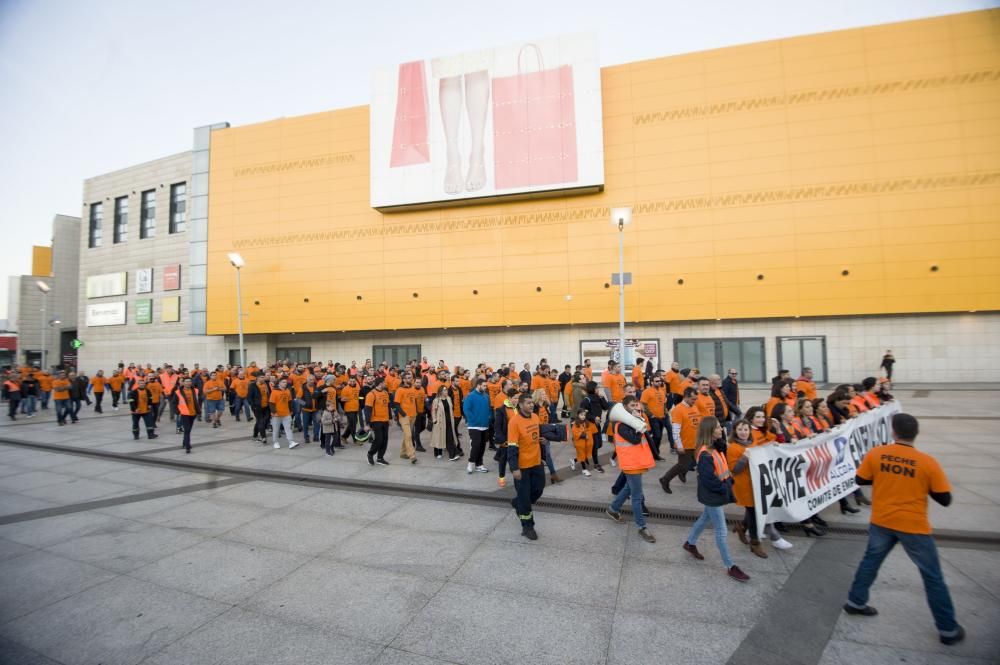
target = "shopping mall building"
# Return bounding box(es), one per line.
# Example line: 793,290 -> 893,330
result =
26,9 -> 999,383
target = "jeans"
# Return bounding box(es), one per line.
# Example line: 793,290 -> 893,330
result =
686,505 -> 734,568
300,410 -> 318,441
549,402 -> 559,423
610,472 -> 647,528
70,398 -> 81,421
233,396 -> 252,420
272,415 -> 295,446
543,442 -> 557,475
847,523 -> 958,635
292,399 -> 303,429
21,395 -> 36,416
40,390 -> 50,409
55,399 -> 70,424
93,392 -> 104,412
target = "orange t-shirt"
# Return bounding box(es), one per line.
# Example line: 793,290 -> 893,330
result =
671,402 -> 701,450
640,386 -> 667,419
631,367 -> 645,390
364,390 -> 390,422
395,386 -> 419,418
131,388 -> 150,414
289,373 -> 307,391
231,377 -> 249,398
751,428 -> 776,446
795,379 -> 817,401
602,373 -> 626,403
764,396 -> 782,418
385,373 -> 401,394
666,370 -> 683,396
508,412 -> 541,468
695,393 -> 715,417
726,440 -> 754,507
203,379 -> 225,401
340,385 -> 360,412
486,381 -> 501,405
109,375 -> 124,392
52,378 -> 71,400
530,374 -> 547,392
490,387 -> 508,410
582,367 -> 593,382
857,443 -> 950,535
147,381 -> 163,403
90,376 -> 107,393
572,421 -> 597,444
269,388 -> 292,417
544,378 -> 559,402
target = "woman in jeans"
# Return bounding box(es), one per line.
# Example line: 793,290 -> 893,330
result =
682,417 -> 751,582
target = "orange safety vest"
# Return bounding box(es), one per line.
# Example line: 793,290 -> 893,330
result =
613,422 -> 654,473
696,445 -> 732,482
175,387 -> 199,416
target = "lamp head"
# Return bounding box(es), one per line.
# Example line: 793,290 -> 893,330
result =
610,206 -> 632,229
35,280 -> 50,293
227,252 -> 245,268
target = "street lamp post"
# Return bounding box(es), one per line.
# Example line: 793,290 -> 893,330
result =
35,281 -> 50,369
227,253 -> 246,368
610,207 -> 632,366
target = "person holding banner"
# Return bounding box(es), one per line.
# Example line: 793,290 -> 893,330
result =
843,412 -> 964,646
726,420 -> 768,558
682,417 -> 751,582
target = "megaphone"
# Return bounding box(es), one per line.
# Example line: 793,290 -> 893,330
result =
608,402 -> 647,433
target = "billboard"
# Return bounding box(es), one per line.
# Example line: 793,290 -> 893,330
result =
163,265 -> 181,291
136,268 -> 153,294
135,299 -> 152,324
580,338 -> 661,377
86,302 -> 126,327
86,272 -> 127,299
370,33 -> 603,210
162,296 -> 180,323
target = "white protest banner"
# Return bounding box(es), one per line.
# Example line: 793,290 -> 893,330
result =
748,401 -> 902,527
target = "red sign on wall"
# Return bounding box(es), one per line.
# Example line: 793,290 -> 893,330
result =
163,265 -> 181,291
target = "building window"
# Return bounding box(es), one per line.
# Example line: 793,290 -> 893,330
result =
276,347 -> 311,364
169,182 -> 186,233
88,202 -> 103,248
140,190 -> 155,239
674,337 -> 766,383
113,196 -> 128,243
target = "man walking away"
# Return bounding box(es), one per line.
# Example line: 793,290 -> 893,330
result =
843,413 -> 963,646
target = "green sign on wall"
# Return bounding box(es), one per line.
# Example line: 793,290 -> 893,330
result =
135,299 -> 153,324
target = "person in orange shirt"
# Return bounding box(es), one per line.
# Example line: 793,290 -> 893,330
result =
581,359 -> 593,383
296,376 -> 321,443
507,391 -> 568,541
745,407 -> 778,447
248,375 -> 271,443
89,370 -> 107,413
859,377 -> 881,410
765,381 -> 795,418
640,375 -> 669,460
339,377 -> 361,444
602,361 -> 626,404
230,370 -> 251,422
393,373 -> 420,463
844,413 -> 964,646
145,374 -> 163,425
545,369 -> 561,423
128,377 -> 158,440
51,371 -> 72,426
795,367 -> 817,401
658,387 -> 701,494
37,370 -> 53,411
107,370 -> 125,411
665,361 -> 684,409
694,377 -> 715,418
631,358 -> 645,394
202,371 -> 227,429
268,378 -> 299,449
570,409 -> 597,476
364,378 -> 392,466
726,420 -> 767,558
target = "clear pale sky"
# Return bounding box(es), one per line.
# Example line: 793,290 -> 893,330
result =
0,0 -> 994,319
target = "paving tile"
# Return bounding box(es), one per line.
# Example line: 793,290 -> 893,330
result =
0,536 -> 34,561
0,470 -> 78,493
0,550 -> 119,624
131,538 -> 310,604
136,497 -> 266,536
223,511 -> 367,555
0,491 -> 59,516
244,559 -> 443,643
0,636 -> 64,665
376,499 -> 508,537
0,511 -> 130,549
487,510 -> 628,557
327,523 -> 482,580
453,538 -> 622,608
821,638 -> 997,665
939,547 -> 1000,600
370,648 -> 464,665
0,575 -> 229,665
20,477 -> 136,504
391,582 -> 612,665
142,606 -> 382,665
296,488 -> 406,522
609,610 -> 747,665
46,459 -> 134,478
44,519 -> 205,573
93,465 -> 196,487
94,493 -> 201,520
191,480 -> 322,508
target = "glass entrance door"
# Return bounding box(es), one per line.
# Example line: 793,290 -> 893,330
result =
777,336 -> 827,382
674,338 -> 766,382
373,345 -> 421,369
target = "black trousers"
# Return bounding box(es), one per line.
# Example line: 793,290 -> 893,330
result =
661,450 -> 693,486
591,430 -> 603,465
344,412 -> 358,441
7,397 -> 20,419
469,429 -> 487,466
368,421 -> 388,459
111,390 -> 121,408
252,405 -> 268,438
743,506 -> 760,541
180,415 -> 195,450
94,392 -> 104,412
131,412 -> 155,438
648,417 -> 665,457
512,465 -> 545,529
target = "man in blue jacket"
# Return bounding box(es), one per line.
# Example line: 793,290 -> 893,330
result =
463,377 -> 492,474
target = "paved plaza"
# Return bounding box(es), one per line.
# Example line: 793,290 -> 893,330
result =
0,386 -> 997,665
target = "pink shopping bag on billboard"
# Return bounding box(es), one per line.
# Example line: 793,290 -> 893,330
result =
389,60 -> 430,168
492,44 -> 578,189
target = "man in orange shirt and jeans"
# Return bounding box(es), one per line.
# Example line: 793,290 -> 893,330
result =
844,412 -> 964,646
659,387 -> 701,494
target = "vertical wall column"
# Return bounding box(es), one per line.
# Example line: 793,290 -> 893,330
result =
188,122 -> 229,335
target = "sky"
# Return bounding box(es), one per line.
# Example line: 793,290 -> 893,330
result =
0,0 -> 995,319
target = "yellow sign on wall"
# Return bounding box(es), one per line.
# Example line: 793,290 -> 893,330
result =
207,10 -> 1000,335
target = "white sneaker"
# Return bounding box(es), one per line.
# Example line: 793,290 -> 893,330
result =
273,442 -> 280,449
113,406 -> 119,411
771,537 -> 793,550
467,462 -> 474,474
582,469 -> 592,477
570,459 -> 576,471
476,465 -> 489,473
610,458 -> 618,467
289,441 -> 300,450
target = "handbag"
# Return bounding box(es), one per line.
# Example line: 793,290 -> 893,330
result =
491,44 -> 578,189
389,60 -> 431,167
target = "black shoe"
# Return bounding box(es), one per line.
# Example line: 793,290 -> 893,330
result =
416,445 -> 428,452
802,525 -> 826,537
333,444 -> 347,449
843,603 -> 878,617
679,474 -> 687,484
376,458 -> 389,466
148,434 -> 159,439
774,523 -> 789,533
367,455 -> 375,466
840,503 -> 861,514
325,447 -> 334,456
521,527 -> 538,541
185,447 -> 191,454
659,477 -> 672,494
940,625 -> 965,646
812,516 -> 829,528
133,435 -> 140,440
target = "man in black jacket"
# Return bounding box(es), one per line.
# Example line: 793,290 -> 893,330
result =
721,369 -> 740,412
128,377 -> 158,440
68,371 -> 87,422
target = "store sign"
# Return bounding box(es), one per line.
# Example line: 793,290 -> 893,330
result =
580,338 -> 661,375
162,296 -> 180,322
135,299 -> 153,324
86,272 -> 127,298
136,268 -> 153,294
163,265 -> 181,291
370,33 -> 604,210
86,302 -> 126,327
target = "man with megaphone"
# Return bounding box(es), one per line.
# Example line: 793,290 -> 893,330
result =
605,396 -> 658,543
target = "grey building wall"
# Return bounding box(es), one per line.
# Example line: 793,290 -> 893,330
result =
77,151 -> 225,372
